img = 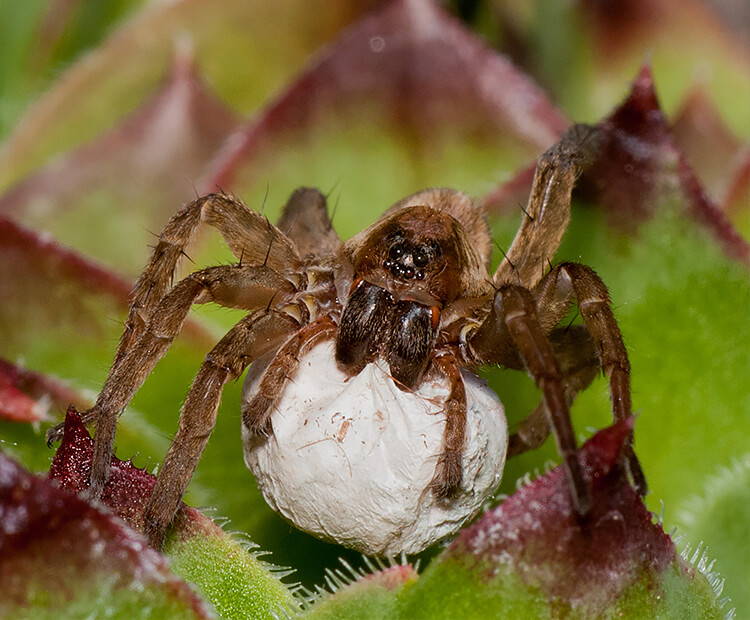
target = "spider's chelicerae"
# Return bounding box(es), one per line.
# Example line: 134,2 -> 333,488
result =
48,124 -> 646,553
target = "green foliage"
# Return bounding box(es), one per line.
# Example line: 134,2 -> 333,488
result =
1,0 -> 747,617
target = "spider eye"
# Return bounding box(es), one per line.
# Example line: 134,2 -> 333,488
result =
389,244 -> 405,260
412,248 -> 428,268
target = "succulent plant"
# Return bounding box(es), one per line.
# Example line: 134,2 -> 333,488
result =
1,0 -> 747,617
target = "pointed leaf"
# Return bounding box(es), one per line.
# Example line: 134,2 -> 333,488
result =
396,421 -> 727,618
0,0 -> 382,191
0,451 -> 213,619
49,407 -> 299,618
206,0 -> 568,236
0,49 -> 240,274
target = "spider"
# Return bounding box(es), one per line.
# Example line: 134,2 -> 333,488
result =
47,124 -> 646,552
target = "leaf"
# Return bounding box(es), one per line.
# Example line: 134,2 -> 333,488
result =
486,64 -> 750,265
0,48 -> 240,274
0,450 -> 214,619
48,407 -> 299,618
205,0 -> 568,236
0,358 -> 84,423
0,0 -> 383,191
483,0 -> 750,135
671,86 -> 746,204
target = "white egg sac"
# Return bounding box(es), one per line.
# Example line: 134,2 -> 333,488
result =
242,340 -> 507,556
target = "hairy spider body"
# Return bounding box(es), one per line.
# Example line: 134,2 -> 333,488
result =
47,124 -> 646,552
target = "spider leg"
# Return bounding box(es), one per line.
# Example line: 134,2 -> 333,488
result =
509,262 -> 647,493
554,262 -> 647,494
242,316 -> 337,435
429,353 -> 467,498
276,187 -> 342,257
47,264 -> 297,493
143,309 -> 301,550
114,193 -> 301,369
493,123 -> 598,289
474,284 -> 591,515
507,325 -> 598,456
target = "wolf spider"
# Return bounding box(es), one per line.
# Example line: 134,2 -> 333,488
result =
47,124 -> 646,551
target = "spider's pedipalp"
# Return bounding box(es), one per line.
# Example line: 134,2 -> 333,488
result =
429,353 -> 468,498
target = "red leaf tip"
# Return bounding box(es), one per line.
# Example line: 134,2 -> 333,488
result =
450,419 -> 675,614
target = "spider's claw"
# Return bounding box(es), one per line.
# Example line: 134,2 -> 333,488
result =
45,422 -> 65,447
430,451 -> 462,499
242,404 -> 275,438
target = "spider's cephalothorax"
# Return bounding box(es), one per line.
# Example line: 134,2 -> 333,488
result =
47,124 -> 647,553
336,204 -> 491,389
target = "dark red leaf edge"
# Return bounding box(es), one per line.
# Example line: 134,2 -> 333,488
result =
0,449 -> 211,617
0,213 -> 133,303
485,64 -> 750,267
205,0 -> 569,191
0,359 -> 86,423
0,212 -> 213,354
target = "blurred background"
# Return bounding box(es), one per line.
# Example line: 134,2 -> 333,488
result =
0,0 -> 748,614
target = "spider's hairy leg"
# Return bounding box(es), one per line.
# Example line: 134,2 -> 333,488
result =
144,309 -> 301,550
493,123 -> 599,289
554,262 -> 648,495
242,316 -> 337,435
276,187 -> 342,257
507,326 -> 599,456
47,264 -> 295,493
429,353 -> 468,498
115,193 -> 301,368
469,285 -> 591,515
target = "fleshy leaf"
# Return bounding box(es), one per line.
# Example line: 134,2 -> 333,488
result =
0,48 -> 240,274
484,0 -> 750,135
0,0 -> 382,191
304,563 -> 419,620
395,421 -> 727,618
0,213 -> 211,373
671,86 -> 746,202
0,359 -> 85,423
487,65 -> 750,266
579,65 -> 749,265
0,450 -> 213,619
48,407 -> 298,618
0,213 -> 131,358
205,0 -> 568,234
677,455 -> 750,617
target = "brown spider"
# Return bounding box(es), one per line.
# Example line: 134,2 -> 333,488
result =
47,124 -> 646,552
